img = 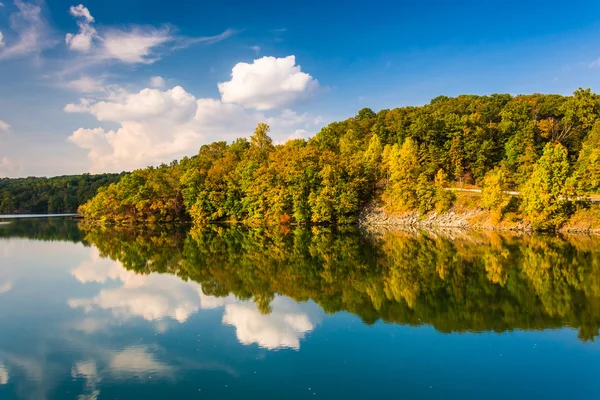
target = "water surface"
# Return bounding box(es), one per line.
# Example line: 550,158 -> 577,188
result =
1,218 -> 599,399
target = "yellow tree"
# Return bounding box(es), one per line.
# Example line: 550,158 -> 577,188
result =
481,168 -> 511,222
385,138 -> 420,212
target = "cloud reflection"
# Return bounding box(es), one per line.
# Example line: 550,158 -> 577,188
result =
0,363 -> 8,384
223,298 -> 323,350
69,248 -> 323,350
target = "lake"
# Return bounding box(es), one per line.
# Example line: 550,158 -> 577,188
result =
0,217 -> 599,399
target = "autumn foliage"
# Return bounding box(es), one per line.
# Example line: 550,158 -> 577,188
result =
79,89 -> 600,230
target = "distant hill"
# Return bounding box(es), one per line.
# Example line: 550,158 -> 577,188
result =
0,173 -> 125,214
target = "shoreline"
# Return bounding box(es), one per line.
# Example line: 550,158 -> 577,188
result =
357,202 -> 600,235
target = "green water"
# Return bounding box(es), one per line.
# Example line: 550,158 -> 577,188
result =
1,217 -> 600,399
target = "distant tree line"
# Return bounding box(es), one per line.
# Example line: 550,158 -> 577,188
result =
0,173 -> 124,214
79,89 -> 600,230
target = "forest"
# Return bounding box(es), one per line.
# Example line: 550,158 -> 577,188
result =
77,88 -> 600,230
0,173 -> 124,214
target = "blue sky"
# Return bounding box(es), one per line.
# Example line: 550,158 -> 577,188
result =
1,0 -> 600,176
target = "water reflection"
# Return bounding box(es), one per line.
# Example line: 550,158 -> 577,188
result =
223,298 -> 323,350
0,364 -> 8,385
73,224 -> 600,342
2,219 -> 600,398
67,246 -> 322,349
3,219 -> 600,343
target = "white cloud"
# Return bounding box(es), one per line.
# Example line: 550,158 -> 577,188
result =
222,298 -> 323,350
0,120 -> 10,132
100,27 -> 172,64
64,5 -> 235,66
590,59 -> 600,69
69,4 -> 94,23
68,86 -> 198,123
218,56 -> 319,110
64,4 -> 169,62
250,45 -> 260,54
0,0 -> 55,59
0,31 -> 4,48
150,76 -> 165,88
66,83 -> 324,173
65,4 -> 96,52
66,76 -> 105,93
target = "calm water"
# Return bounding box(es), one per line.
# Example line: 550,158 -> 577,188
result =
1,218 -> 600,399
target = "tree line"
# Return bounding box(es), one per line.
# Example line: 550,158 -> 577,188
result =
79,89 -> 600,230
0,173 -> 124,214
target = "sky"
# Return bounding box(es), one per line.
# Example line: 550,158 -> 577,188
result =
2,0 -> 600,177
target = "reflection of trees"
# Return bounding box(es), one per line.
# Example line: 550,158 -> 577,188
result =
78,223 -> 600,342
0,218 -> 85,243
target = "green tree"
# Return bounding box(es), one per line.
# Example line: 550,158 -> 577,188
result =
574,120 -> 600,193
521,143 -> 574,230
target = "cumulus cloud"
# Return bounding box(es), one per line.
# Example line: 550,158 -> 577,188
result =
222,297 -> 323,350
0,120 -> 10,132
66,83 -> 323,173
218,56 -> 319,110
67,86 -> 197,123
0,0 -> 56,59
65,4 -> 96,52
150,76 -> 165,88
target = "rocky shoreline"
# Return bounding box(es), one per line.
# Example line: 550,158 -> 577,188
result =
358,201 -> 600,234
